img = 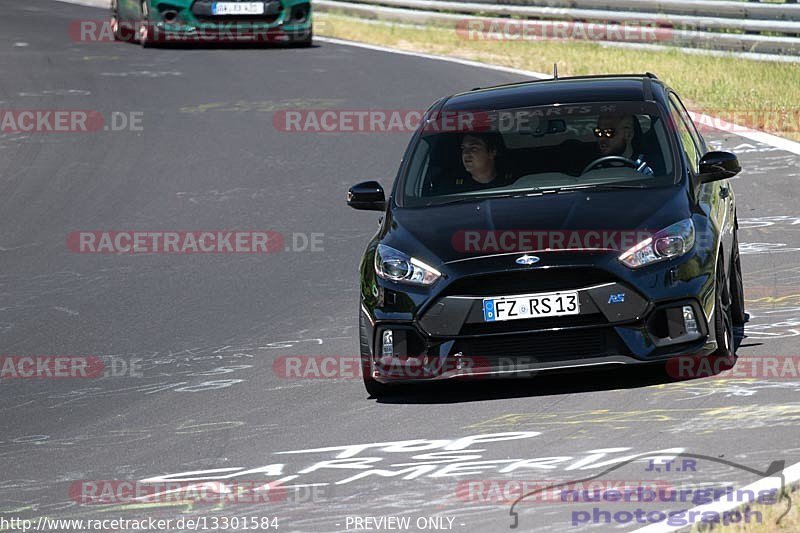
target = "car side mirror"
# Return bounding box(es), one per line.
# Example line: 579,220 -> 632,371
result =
698,151 -> 741,183
347,181 -> 386,211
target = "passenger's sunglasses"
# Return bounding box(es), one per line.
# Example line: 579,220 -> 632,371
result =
593,127 -> 616,138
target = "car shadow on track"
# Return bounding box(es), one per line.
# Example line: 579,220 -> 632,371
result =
371,329 -> 750,404
127,41 -> 321,50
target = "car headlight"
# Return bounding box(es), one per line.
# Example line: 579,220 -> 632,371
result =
619,219 -> 695,269
374,244 -> 441,285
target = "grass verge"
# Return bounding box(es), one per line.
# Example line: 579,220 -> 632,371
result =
315,13 -> 800,141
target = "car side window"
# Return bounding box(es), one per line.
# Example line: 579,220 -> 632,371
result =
668,98 -> 700,174
669,93 -> 706,154
404,137 -> 431,197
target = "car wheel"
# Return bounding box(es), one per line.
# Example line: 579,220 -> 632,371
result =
111,1 -> 123,41
289,27 -> 313,47
730,230 -> 747,325
361,352 -> 394,398
362,369 -> 394,398
139,1 -> 154,48
111,0 -> 133,42
713,256 -> 736,360
111,18 -> 124,41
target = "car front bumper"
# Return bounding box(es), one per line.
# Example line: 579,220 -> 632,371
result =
143,0 -> 312,41
360,255 -> 719,384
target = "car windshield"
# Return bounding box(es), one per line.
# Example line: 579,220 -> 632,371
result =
401,101 -> 677,207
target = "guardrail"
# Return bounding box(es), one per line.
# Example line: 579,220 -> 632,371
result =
426,0 -> 800,21
315,0 -> 800,56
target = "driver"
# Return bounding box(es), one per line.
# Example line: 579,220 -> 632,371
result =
590,114 -> 654,175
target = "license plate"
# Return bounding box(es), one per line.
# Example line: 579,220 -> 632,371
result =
483,291 -> 580,322
212,2 -> 265,15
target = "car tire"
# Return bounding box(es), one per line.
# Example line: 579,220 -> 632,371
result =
110,1 -> 127,42
139,1 -> 154,48
111,19 -> 126,42
730,230 -> 747,325
362,368 -> 394,399
289,27 -> 313,48
361,354 -> 393,399
713,256 -> 736,360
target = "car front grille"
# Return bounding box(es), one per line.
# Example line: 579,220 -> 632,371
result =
459,313 -> 607,336
441,267 -> 618,297
456,328 -> 611,362
191,0 -> 283,23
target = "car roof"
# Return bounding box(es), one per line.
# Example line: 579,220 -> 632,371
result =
442,75 -> 666,111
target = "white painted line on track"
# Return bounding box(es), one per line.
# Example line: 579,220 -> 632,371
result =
315,35 -> 551,79
689,111 -> 800,156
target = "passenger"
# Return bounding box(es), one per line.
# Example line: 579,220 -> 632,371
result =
432,132 -> 513,195
461,133 -> 502,184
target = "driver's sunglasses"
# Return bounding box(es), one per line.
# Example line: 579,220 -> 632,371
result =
593,127 -> 616,138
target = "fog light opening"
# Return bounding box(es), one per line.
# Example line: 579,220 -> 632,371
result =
375,328 -> 428,378
683,305 -> 699,334
381,330 -> 393,358
646,303 -> 704,349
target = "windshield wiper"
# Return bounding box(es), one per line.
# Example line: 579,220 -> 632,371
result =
422,183 -> 645,206
425,191 -> 540,207
548,183 -> 648,193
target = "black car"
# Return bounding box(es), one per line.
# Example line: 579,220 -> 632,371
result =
347,73 -> 745,397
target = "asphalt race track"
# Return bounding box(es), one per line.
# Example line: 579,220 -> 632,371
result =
2,1 -> 800,532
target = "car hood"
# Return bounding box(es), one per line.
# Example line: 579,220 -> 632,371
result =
386,186 -> 693,265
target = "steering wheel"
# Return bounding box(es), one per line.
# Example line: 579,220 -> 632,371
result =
581,156 -> 638,176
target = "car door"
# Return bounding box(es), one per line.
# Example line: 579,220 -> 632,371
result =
667,92 -> 735,272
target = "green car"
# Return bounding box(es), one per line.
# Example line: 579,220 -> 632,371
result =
111,0 -> 313,47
